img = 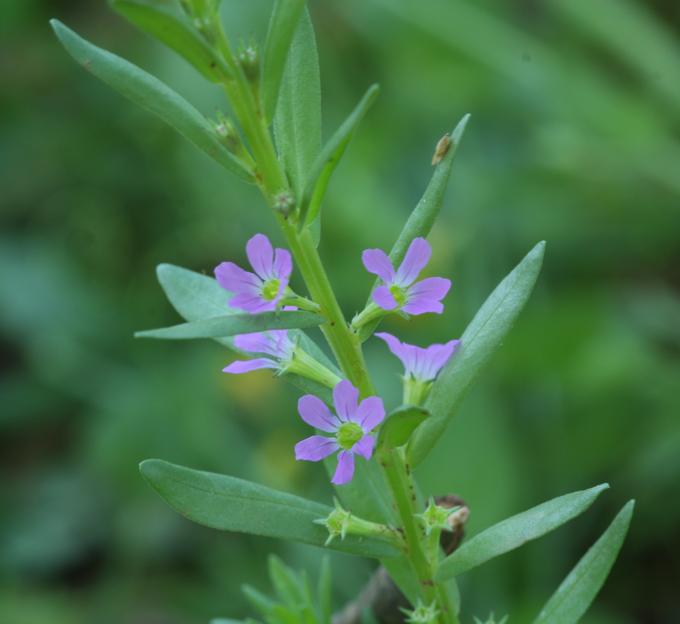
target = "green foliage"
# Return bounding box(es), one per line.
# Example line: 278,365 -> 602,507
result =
436,484 -> 609,580
273,8 -> 321,200
50,20 -> 253,182
110,0 -> 230,82
534,501 -> 635,623
377,406 -> 430,451
139,459 -> 400,558
135,310 -> 324,340
408,241 -> 546,466
262,0 -> 307,122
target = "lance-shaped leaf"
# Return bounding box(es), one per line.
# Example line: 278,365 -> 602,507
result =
533,500 -> 635,623
273,8 -> 321,199
262,0 -> 307,123
377,406 -> 430,451
140,459 -> 399,559
110,0 -> 230,83
135,310 -> 324,340
436,484 -> 610,581
301,84 -> 380,229
408,241 -> 546,466
50,20 -> 253,182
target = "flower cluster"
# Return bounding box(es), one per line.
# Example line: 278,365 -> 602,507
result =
214,233 -> 460,485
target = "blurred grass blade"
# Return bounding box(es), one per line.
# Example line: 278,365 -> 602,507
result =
50,20 -> 253,182
262,0 -> 307,123
408,241 -> 545,467
273,8 -> 321,199
110,0 -> 230,83
377,406 -> 430,451
534,501 -> 635,623
301,84 -> 380,229
135,310 -> 324,340
436,484 -> 610,580
389,114 -> 469,268
140,459 -> 399,558
317,557 -> 332,624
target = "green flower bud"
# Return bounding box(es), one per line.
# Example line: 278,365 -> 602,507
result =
401,601 -> 439,624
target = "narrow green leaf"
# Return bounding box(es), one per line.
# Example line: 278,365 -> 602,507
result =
377,405 -> 430,451
301,84 -> 380,229
268,555 -> 305,608
135,310 -> 324,340
242,585 -> 276,616
317,557 -> 332,624
408,241 -> 546,466
140,459 -> 400,558
50,20 -> 253,182
436,484 -> 610,581
110,0 -> 230,83
262,0 -> 307,122
533,500 -> 635,623
273,8 -> 321,199
388,113 -> 470,268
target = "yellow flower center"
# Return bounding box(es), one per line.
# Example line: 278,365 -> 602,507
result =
261,278 -> 280,301
336,422 -> 363,450
389,284 -> 407,307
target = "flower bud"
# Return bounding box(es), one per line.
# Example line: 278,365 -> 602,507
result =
273,190 -> 295,217
314,499 -> 402,547
238,44 -> 260,83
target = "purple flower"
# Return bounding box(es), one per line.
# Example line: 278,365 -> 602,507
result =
222,330 -> 295,374
215,233 -> 292,313
295,380 -> 385,485
375,332 -> 460,382
362,237 -> 451,315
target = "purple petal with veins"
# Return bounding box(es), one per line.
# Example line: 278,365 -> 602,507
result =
362,248 -> 396,283
356,396 -> 385,431
403,277 -> 451,315
352,435 -> 375,460
395,237 -> 431,286
223,358 -> 277,374
331,451 -> 355,484
372,285 -> 399,310
298,395 -> 339,433
376,332 -> 460,382
333,380 -> 359,422
246,233 -> 275,280
295,436 -> 339,461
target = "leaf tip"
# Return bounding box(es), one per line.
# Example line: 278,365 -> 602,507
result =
451,113 -> 471,140
139,458 -> 166,484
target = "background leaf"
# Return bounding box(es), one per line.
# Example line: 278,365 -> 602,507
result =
533,500 -> 635,623
140,459 -> 400,559
273,8 -> 321,199
50,20 -> 253,182
408,241 -> 546,466
436,484 -> 610,580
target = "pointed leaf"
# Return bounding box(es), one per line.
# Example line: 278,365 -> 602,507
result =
408,241 -> 546,466
377,405 -> 430,451
436,484 -> 610,580
140,459 -> 400,559
262,0 -> 307,122
110,0 -> 230,83
135,310 -> 324,340
50,20 -> 253,182
273,8 -> 321,199
301,84 -> 380,229
533,500 -> 635,623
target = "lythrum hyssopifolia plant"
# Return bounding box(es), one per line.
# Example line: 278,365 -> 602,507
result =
51,1 -> 634,622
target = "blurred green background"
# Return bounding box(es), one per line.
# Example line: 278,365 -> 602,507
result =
2,0 -> 679,622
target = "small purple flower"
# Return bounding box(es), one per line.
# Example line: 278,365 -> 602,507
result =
362,237 -> 451,315
375,332 -> 460,382
222,330 -> 295,374
215,233 -> 292,313
295,380 -> 385,485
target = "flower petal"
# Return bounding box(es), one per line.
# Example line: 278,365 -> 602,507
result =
372,285 -> 398,310
403,277 -> 451,315
214,262 -> 261,295
375,332 -> 412,369
395,237 -> 431,286
298,395 -> 339,433
295,436 -> 339,462
333,380 -> 359,422
356,396 -> 385,431
331,450 -> 355,484
222,358 -> 277,374
352,435 -> 375,460
228,293 -> 276,313
273,248 -> 293,283
362,248 -> 395,283
246,234 -> 274,280
423,339 -> 461,379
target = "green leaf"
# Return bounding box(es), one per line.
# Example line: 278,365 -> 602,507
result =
388,113 -> 470,268
377,406 -> 430,451
408,241 -> 546,466
436,484 -> 610,581
262,0 -> 307,123
301,84 -> 380,229
110,0 -> 230,83
135,310 -> 325,340
140,459 -> 400,558
317,557 -> 332,624
533,500 -> 635,623
273,8 -> 321,199
50,20 -> 253,182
